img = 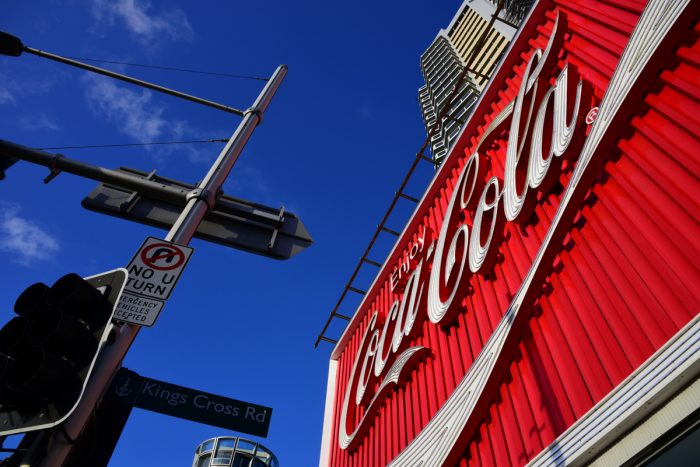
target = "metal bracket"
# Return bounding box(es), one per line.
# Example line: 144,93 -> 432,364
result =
443,113 -> 465,125
186,188 -> 217,209
381,226 -> 401,236
118,169 -> 157,212
397,192 -> 419,203
245,106 -> 263,124
43,154 -> 63,184
494,15 -> 519,29
268,206 -> 285,250
348,286 -> 366,295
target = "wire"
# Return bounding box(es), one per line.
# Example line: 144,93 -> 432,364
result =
37,138 -> 229,150
64,56 -> 269,82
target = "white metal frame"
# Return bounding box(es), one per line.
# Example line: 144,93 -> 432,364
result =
528,315 -> 700,466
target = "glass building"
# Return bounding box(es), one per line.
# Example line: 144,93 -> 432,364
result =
192,436 -> 279,467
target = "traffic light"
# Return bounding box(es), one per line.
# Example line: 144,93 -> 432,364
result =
0,268 -> 127,436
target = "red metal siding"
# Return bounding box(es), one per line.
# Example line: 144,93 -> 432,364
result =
326,1 -> 700,465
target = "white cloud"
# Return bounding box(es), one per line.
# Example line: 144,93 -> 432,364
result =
0,72 -> 55,106
19,113 -> 62,131
0,204 -> 60,266
83,75 -> 216,164
0,87 -> 15,105
84,74 -> 167,143
92,0 -> 193,43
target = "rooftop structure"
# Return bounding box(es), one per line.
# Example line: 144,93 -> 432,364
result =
192,436 -> 278,467
419,0 -> 523,166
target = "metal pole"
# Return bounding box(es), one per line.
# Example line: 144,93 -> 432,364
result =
166,63 -> 287,243
33,64 -> 287,467
23,46 -> 246,117
0,140 -> 190,204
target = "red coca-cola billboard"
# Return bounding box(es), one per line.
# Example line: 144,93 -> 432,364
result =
320,0 -> 699,465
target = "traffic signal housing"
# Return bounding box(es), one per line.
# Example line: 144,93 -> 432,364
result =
0,268 -> 127,436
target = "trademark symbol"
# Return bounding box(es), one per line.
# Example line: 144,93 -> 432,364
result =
586,107 -> 599,124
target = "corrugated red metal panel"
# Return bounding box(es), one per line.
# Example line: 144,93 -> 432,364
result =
454,16 -> 700,460
323,0 -> 700,465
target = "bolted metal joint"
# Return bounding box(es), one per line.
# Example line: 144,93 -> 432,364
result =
44,153 -> 64,184
185,188 -> 217,210
244,106 -> 263,124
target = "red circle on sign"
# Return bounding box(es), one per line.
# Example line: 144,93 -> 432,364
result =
140,243 -> 186,271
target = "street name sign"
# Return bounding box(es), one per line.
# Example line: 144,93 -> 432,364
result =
111,368 -> 272,437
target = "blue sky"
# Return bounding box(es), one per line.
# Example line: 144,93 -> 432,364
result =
0,1 -> 456,464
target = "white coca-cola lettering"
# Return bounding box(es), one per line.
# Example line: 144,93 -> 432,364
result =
527,63 -> 583,195
392,258 -> 427,353
503,30 -> 581,222
468,175 -> 501,273
355,315 -> 379,406
503,48 -> 542,222
428,151 -> 480,324
339,261 -> 428,450
373,300 -> 399,377
390,228 -> 427,292
340,12 -> 587,450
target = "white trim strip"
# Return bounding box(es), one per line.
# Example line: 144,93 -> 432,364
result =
591,379 -> 700,466
318,359 -> 338,467
529,314 -> 700,466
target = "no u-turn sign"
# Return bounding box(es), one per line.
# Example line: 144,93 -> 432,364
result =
139,242 -> 188,274
115,237 -> 194,327
125,237 -> 194,300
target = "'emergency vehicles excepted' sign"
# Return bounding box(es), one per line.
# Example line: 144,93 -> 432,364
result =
114,291 -> 164,327
125,237 -> 193,300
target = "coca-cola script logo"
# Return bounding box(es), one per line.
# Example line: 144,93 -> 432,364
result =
339,12 -> 591,450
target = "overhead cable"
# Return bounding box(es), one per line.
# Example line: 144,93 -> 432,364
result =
65,56 -> 269,81
37,139 -> 229,150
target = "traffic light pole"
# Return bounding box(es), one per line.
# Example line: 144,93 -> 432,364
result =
27,64 -> 288,467
164,64 -> 287,245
